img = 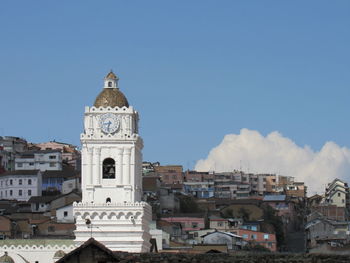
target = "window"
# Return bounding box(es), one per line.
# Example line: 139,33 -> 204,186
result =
251,234 -> 257,240
192,222 -> 198,228
108,81 -> 112,87
264,234 -> 269,240
49,155 -> 56,159
103,158 -> 115,179
106,197 -> 111,203
50,163 -> 56,167
217,222 -> 223,227
29,162 -> 34,166
17,163 -> 23,167
28,179 -> 32,185
342,199 -> 345,203
242,234 -> 248,239
10,190 -> 12,196
19,190 -> 22,196
48,226 -> 55,232
28,190 -> 32,196
19,179 -> 22,185
338,193 -> 341,197
64,211 -> 68,217
9,180 -> 12,185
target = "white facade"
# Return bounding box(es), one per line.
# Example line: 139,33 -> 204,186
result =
15,150 -> 62,171
74,72 -> 151,252
62,178 -> 81,194
57,204 -> 75,223
324,179 -> 348,207
0,170 -> 42,201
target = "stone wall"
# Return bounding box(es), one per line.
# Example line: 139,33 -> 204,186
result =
115,253 -> 350,263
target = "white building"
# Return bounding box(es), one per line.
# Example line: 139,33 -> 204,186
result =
0,170 -> 42,201
62,177 -> 81,194
73,71 -> 151,252
324,178 -> 349,207
57,203 -> 74,223
15,150 -> 62,171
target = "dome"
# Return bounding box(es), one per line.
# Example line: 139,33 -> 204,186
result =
94,88 -> 129,108
53,250 -> 66,259
0,252 -> 14,263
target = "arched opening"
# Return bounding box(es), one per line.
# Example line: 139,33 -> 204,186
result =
103,158 -> 115,179
108,81 -> 113,87
106,197 -> 111,203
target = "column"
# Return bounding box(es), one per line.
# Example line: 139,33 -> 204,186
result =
87,147 -> 93,185
123,148 -> 131,185
116,148 -> 123,185
93,147 -> 101,185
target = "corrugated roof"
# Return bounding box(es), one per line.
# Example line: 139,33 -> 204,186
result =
263,195 -> 286,201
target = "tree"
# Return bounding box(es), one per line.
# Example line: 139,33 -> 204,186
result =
263,205 -> 285,249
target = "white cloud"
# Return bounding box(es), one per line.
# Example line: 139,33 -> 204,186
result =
195,128 -> 350,195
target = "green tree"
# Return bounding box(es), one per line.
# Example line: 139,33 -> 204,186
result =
263,205 -> 285,249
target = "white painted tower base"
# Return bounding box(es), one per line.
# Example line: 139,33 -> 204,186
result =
74,201 -> 152,252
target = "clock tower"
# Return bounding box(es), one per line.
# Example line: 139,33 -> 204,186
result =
73,71 -> 151,252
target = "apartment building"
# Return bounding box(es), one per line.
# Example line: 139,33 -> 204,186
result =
15,150 -> 62,172
324,178 -> 349,208
0,170 -> 42,201
154,165 -> 183,184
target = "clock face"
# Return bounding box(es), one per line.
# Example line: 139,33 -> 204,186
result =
100,113 -> 120,134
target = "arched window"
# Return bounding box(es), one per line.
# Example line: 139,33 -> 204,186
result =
108,81 -> 112,87
103,158 -> 115,179
106,197 -> 111,203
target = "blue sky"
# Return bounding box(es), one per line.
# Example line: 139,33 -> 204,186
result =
0,1 -> 349,170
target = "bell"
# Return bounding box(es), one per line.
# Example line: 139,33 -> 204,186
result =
109,167 -> 115,174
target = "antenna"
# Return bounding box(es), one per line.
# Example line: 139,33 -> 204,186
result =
85,219 -> 92,238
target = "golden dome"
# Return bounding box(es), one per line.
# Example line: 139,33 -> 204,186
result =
94,88 -> 129,108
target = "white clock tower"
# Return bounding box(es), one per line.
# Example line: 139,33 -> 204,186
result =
73,71 -> 151,252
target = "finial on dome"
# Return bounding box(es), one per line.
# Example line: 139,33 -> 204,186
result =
105,70 -> 118,80
104,70 -> 119,89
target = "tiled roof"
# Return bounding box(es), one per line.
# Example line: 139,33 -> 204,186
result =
0,170 -> 40,177
42,167 -> 78,178
27,195 -> 58,204
55,238 -> 119,263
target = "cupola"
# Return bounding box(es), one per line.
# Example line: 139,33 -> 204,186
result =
94,71 -> 129,108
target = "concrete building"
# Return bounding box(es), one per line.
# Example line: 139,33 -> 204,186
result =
234,229 -> 277,252
183,181 -> 214,198
0,146 -> 10,173
161,215 -> 205,232
185,170 -> 214,182
154,165 -> 183,185
56,203 -> 74,223
0,136 -> 27,171
324,178 -> 349,208
15,150 -> 62,171
0,170 -> 42,201
201,231 -> 243,250
73,71 -> 151,252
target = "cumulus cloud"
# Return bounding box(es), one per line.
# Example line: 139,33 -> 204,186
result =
195,129 -> 350,195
